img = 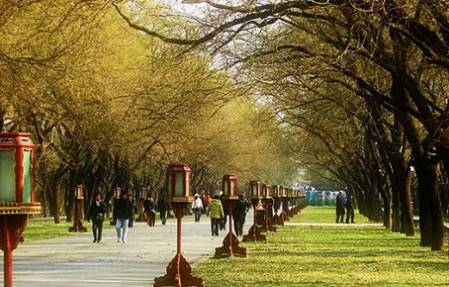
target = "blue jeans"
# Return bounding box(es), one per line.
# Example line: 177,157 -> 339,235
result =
115,218 -> 129,242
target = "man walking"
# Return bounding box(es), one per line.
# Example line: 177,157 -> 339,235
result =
192,194 -> 203,223
232,195 -> 248,237
336,191 -> 346,223
113,192 -> 133,243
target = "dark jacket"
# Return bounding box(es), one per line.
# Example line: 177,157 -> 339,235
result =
336,194 -> 346,213
114,198 -> 133,220
157,198 -> 168,213
232,199 -> 247,222
345,196 -> 354,212
144,199 -> 155,213
87,200 -> 108,221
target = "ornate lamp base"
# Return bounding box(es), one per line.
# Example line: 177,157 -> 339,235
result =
242,225 -> 266,242
154,253 -> 203,287
215,232 -> 247,258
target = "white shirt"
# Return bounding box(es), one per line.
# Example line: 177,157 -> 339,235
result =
193,197 -> 203,209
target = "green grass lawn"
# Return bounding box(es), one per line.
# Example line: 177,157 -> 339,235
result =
290,206 -> 370,223
23,220 -> 75,242
194,207 -> 449,286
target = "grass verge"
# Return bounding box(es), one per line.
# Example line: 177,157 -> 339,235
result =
194,207 -> 448,286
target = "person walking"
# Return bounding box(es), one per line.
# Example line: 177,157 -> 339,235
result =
346,194 -> 355,223
208,194 -> 224,236
204,193 -> 212,216
113,192 -> 133,243
144,195 -> 156,227
192,194 -> 203,223
157,187 -> 169,225
87,192 -> 108,243
336,191 -> 346,223
232,195 -> 247,236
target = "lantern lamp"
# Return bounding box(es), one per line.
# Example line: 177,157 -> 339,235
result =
273,185 -> 280,198
287,188 -> 292,198
0,133 -> 40,207
166,164 -> 193,203
263,184 -> 272,199
75,185 -> 84,200
0,133 -> 41,287
154,164 -> 203,286
249,181 -> 261,199
222,175 -> 239,200
279,186 -> 285,197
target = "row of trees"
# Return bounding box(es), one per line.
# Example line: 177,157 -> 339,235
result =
121,0 -> 449,251
0,1 -> 296,222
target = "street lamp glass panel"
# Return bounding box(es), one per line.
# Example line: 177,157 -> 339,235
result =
175,172 -> 184,197
230,180 -> 235,196
223,180 -> 229,196
0,149 -> 15,202
186,172 -> 191,197
23,150 -> 33,202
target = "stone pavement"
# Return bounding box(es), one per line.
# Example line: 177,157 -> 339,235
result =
1,215 -> 243,287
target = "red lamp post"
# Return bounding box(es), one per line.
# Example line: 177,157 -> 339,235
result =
242,181 -> 266,242
214,175 -> 246,258
261,184 -> 276,232
0,133 -> 41,287
69,185 -> 87,232
154,164 -> 203,287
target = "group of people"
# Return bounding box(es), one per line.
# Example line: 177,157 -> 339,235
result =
206,193 -> 251,237
336,191 -> 355,224
86,188 -> 169,244
85,188 -> 252,244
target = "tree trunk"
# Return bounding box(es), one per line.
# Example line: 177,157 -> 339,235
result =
415,155 -> 443,249
50,179 -> 60,224
383,196 -> 392,228
391,187 -> 401,232
398,167 -> 415,236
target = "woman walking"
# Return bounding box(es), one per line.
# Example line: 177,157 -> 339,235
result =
144,195 -> 156,227
87,193 -> 108,243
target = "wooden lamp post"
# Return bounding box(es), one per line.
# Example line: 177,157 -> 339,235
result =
69,184 -> 87,232
242,181 -> 266,242
0,133 -> 41,287
261,184 -> 276,232
214,175 -> 246,258
272,185 -> 283,226
154,164 -> 203,287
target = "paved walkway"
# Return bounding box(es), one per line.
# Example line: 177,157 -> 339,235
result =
285,222 -> 383,227
1,215 -> 242,287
